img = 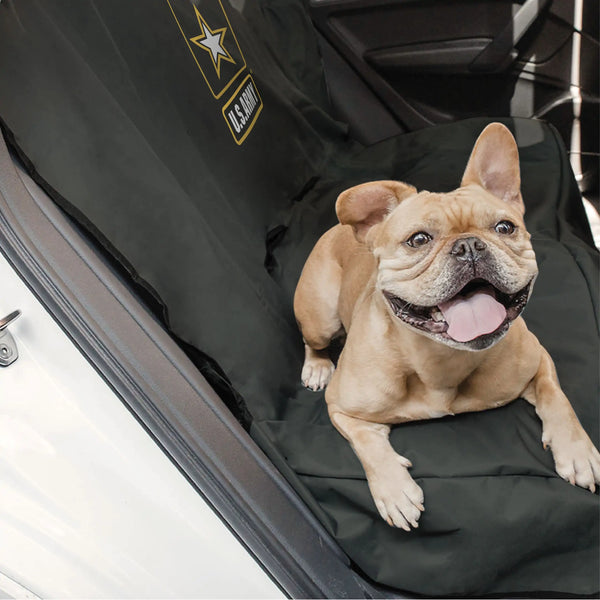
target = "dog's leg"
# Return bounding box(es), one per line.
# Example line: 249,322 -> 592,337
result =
329,411 -> 424,529
294,234 -> 343,391
522,347 -> 600,492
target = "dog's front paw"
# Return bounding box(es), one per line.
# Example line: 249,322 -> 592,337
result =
543,425 -> 600,492
301,356 -> 335,391
368,455 -> 424,530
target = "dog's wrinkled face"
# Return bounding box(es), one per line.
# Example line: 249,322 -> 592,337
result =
336,123 -> 538,350
373,185 -> 537,350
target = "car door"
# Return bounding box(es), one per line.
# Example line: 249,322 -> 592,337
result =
311,0 -> 598,198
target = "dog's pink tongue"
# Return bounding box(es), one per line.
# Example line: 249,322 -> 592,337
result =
438,290 -> 506,342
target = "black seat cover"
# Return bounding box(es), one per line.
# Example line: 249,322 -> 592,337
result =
0,0 -> 597,595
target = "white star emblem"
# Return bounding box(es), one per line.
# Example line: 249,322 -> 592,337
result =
189,8 -> 235,78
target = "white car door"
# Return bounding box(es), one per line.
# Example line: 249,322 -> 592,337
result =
0,249 -> 282,599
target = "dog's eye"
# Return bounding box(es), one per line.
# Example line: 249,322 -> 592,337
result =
406,231 -> 433,247
494,220 -> 516,235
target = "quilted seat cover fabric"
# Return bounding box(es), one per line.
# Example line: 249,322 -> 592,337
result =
0,0 -> 598,595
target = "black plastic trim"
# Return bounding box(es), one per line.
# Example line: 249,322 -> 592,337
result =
366,39 -> 490,74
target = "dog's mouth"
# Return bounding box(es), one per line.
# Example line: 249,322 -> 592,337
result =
383,278 -> 532,346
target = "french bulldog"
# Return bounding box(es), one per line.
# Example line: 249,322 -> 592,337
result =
293,123 -> 600,529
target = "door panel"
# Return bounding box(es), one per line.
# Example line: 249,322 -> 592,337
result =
311,0 -> 598,196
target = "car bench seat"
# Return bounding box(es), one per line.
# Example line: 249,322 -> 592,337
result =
0,0 -> 598,596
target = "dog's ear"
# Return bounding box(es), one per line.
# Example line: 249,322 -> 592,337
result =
336,180 -> 417,243
461,123 -> 524,214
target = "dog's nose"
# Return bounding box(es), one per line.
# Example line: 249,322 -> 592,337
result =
450,237 -> 488,262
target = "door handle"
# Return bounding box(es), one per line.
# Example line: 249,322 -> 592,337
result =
469,0 -> 551,73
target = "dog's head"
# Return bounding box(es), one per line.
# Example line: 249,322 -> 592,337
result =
336,123 -> 538,351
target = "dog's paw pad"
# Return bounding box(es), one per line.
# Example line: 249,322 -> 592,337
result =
301,358 -> 335,391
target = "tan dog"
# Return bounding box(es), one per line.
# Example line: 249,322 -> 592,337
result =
294,123 -> 600,530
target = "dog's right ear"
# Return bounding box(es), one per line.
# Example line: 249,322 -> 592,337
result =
336,180 -> 416,244
461,122 -> 524,213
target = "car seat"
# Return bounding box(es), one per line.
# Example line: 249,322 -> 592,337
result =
0,0 -> 597,595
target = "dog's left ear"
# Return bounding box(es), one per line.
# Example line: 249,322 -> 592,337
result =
336,180 -> 417,243
461,123 -> 524,214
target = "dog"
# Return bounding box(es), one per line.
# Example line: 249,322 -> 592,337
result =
293,123 -> 600,530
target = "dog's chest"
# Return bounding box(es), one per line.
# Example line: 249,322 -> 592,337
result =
391,366 -> 519,423
389,373 -> 458,421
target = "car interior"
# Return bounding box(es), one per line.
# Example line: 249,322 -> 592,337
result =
0,0 -> 598,596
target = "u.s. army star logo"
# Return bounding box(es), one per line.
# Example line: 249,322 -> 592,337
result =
166,0 -> 263,145
166,0 -> 246,99
189,7 -> 234,78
